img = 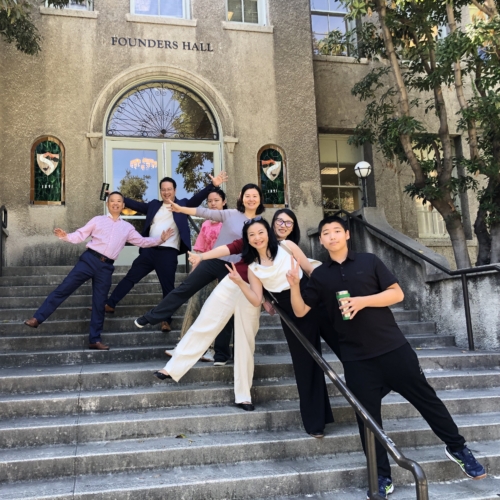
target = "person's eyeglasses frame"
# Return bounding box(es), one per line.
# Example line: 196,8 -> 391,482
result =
275,218 -> 294,228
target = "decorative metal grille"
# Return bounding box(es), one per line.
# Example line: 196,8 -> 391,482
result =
106,82 -> 218,140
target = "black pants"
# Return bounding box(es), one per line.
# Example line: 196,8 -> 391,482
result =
107,247 -> 178,323
143,258 -> 233,361
272,283 -> 335,434
343,342 -> 466,478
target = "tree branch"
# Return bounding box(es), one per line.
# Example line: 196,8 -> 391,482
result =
374,0 -> 425,187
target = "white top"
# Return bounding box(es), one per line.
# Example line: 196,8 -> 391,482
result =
249,244 -> 303,293
149,204 -> 181,250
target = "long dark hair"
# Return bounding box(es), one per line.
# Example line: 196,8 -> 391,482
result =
272,208 -> 300,244
241,218 -> 279,265
236,183 -> 265,215
207,188 -> 228,209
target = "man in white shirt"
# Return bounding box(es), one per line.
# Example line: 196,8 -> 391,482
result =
105,172 -> 228,331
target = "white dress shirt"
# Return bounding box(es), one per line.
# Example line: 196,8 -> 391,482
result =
149,204 -> 181,250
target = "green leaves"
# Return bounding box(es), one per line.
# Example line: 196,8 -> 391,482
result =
1,0 -> 85,54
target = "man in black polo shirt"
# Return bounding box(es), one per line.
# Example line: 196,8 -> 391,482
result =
288,215 -> 486,499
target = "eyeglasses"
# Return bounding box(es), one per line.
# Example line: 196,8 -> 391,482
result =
244,216 -> 263,225
275,218 -> 294,228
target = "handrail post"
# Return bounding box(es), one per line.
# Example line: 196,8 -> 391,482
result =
0,205 -> 7,278
365,427 -> 384,499
461,274 -> 475,351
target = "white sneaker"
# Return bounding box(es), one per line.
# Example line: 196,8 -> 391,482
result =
213,359 -> 228,366
201,349 -> 215,362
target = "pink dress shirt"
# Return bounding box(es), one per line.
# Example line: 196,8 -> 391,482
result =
60,215 -> 162,261
193,220 -> 223,253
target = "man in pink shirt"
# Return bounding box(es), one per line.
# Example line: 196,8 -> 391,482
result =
24,192 -> 169,350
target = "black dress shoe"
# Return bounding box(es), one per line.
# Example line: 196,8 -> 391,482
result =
153,371 -> 171,380
309,432 -> 325,439
235,402 -> 255,411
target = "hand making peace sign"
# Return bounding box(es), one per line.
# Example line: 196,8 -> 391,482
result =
286,256 -> 301,287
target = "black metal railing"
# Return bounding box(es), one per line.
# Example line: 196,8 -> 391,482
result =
185,215 -> 201,273
0,205 -> 7,278
265,291 -> 429,500
333,209 -> 500,351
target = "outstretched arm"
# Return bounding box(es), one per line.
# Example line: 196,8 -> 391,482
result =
225,264 -> 263,307
169,202 -> 197,216
127,227 -> 173,248
184,171 -> 229,208
286,258 -> 312,317
188,245 -> 231,270
282,241 -> 315,276
55,218 -> 96,244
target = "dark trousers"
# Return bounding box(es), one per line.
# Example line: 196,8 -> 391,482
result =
107,247 -> 178,323
143,258 -> 233,361
273,283 -> 335,434
34,250 -> 114,344
343,342 -> 466,478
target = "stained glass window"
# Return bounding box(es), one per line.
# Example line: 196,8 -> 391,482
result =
258,145 -> 287,207
106,82 -> 218,140
31,137 -> 65,205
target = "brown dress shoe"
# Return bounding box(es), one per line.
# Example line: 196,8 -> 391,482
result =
89,342 -> 110,350
87,305 -> 115,313
24,318 -> 40,328
161,321 -> 171,332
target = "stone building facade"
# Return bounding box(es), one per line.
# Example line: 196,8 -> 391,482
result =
0,0 -> 478,267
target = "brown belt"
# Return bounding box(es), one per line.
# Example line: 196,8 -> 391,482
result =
87,248 -> 115,264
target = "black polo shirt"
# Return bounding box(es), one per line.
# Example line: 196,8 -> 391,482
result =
303,251 -> 408,362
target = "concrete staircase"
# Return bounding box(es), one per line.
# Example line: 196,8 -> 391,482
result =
0,266 -> 499,499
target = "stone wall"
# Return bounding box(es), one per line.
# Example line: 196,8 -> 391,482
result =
0,0 -> 323,265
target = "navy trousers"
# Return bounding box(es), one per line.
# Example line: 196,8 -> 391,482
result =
107,247 -> 178,323
34,250 -> 114,344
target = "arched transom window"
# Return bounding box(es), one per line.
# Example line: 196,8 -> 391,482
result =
106,81 -> 219,140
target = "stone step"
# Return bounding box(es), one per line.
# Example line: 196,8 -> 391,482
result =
0,282 -> 165,297
0,293 -> 166,309
0,378 -> 498,449
1,413 -> 498,483
3,349 -> 498,395
0,313 -> 282,336
0,266 -> 187,277
0,330 -> 449,354
0,301 -> 422,322
268,476 -> 500,500
1,364 -> 499,419
0,326 -> 285,351
0,272 -> 186,287
0,439 -> 498,499
0,334 -> 455,367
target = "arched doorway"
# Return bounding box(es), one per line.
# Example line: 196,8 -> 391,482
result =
104,81 -> 222,264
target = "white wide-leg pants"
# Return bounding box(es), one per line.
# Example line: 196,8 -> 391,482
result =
165,276 -> 261,403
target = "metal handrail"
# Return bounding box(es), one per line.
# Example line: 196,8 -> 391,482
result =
185,215 -> 201,273
265,291 -> 428,500
332,209 -> 500,351
0,205 -> 7,278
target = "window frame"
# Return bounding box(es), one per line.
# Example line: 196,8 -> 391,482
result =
310,1 -> 356,56
226,0 -> 267,26
130,0 -> 191,19
319,134 -> 363,214
45,0 -> 94,10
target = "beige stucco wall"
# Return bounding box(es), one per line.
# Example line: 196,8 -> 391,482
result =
313,55 -> 479,267
0,0 -> 322,265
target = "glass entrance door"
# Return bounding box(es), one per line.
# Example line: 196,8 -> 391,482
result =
105,139 -> 220,264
